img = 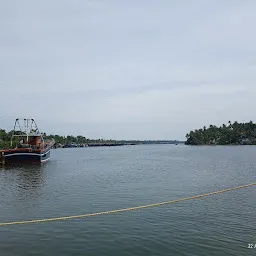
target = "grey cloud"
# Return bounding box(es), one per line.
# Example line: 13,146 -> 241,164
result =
1,0 -> 256,139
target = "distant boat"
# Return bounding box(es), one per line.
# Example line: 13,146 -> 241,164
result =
1,118 -> 54,164
62,143 -> 78,148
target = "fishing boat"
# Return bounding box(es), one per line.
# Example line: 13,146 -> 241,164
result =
1,118 -> 54,164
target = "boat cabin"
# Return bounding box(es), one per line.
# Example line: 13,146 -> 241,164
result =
17,133 -> 44,150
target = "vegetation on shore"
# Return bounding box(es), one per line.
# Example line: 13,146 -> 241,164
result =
0,128 -> 182,149
44,135 -> 181,147
185,121 -> 256,145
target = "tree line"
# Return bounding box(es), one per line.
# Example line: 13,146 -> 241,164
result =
0,129 -> 118,148
185,121 -> 256,145
0,128 -> 181,149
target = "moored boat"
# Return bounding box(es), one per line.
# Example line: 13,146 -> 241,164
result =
1,118 -> 54,164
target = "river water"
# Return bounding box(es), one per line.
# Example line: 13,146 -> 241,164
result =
0,145 -> 255,255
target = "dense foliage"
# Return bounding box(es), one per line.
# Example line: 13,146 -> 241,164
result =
0,129 -> 13,149
185,121 -> 256,145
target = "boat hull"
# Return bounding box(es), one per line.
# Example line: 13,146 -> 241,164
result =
3,147 -> 51,164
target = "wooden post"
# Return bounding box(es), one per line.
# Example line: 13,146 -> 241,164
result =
1,151 -> 5,167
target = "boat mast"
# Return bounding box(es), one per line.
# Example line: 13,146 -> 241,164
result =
26,119 -> 29,144
11,118 -> 44,148
31,118 -> 45,147
10,119 -> 19,147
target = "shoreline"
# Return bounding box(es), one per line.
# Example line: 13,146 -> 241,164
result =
55,142 -> 183,148
185,144 -> 256,146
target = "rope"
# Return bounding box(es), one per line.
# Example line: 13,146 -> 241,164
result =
1,182 -> 255,227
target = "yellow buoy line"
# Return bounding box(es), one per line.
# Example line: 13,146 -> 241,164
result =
1,182 -> 255,227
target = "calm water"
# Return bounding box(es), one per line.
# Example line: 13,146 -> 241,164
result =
0,145 -> 256,256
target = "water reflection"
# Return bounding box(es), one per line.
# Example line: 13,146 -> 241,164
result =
2,164 -> 46,200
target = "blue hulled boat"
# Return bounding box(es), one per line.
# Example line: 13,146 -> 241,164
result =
2,118 -> 54,164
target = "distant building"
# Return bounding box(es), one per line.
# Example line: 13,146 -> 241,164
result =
240,138 -> 251,144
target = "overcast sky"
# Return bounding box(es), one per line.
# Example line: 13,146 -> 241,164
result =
1,0 -> 256,140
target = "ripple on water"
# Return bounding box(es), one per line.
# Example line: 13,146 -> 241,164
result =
0,145 -> 256,256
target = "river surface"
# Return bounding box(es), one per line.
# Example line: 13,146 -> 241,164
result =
0,145 -> 256,256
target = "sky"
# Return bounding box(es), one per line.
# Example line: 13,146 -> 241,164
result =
1,0 -> 256,140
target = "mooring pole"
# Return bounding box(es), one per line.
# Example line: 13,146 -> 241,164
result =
1,151 -> 5,167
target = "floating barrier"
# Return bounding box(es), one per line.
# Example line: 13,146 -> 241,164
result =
0,182 -> 255,227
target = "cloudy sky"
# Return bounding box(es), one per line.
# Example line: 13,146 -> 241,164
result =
1,0 -> 256,140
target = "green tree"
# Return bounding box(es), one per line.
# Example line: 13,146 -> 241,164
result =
185,121 -> 256,145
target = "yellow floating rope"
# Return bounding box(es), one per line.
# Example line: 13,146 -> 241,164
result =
1,182 -> 255,227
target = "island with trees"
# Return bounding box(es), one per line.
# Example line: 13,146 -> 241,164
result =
185,121 -> 256,145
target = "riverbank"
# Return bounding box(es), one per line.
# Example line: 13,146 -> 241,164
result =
55,141 -> 184,148
0,127 -> 184,149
